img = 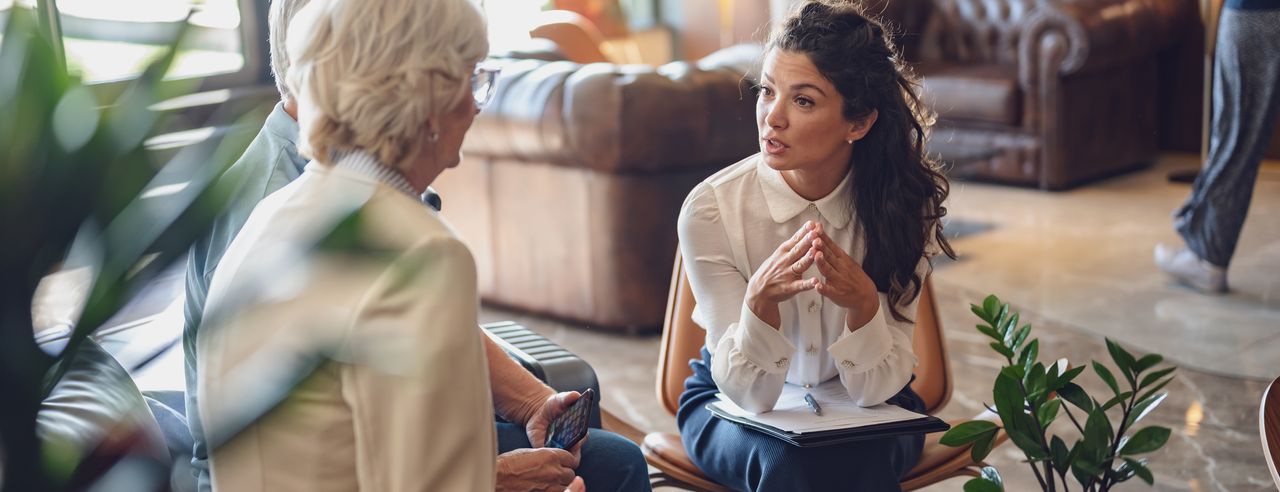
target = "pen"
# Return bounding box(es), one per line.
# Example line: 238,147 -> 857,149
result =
804,392 -> 823,416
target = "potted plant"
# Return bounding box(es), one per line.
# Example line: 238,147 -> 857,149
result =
940,294 -> 1176,492
0,6 -> 260,490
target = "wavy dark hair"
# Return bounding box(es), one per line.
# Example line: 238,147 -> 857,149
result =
768,0 -> 955,322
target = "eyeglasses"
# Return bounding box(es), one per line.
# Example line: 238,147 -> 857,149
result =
472,64 -> 501,110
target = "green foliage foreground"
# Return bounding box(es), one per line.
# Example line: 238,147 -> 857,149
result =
940,295 -> 1176,492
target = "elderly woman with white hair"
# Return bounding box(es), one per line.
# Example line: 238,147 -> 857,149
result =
193,0 -> 622,490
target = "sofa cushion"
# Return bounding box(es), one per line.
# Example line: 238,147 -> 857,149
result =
465,45 -> 761,175
918,63 -> 1020,126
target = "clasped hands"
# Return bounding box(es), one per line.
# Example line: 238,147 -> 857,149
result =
496,391 -> 587,492
746,220 -> 879,331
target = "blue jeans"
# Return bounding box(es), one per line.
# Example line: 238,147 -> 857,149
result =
496,422 -> 650,492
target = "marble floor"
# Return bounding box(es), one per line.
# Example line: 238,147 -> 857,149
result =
480,153 -> 1280,491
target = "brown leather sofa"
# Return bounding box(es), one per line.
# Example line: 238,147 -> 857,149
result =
884,0 -> 1197,189
433,46 -> 761,332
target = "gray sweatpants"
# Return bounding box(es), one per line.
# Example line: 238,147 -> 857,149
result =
1174,7 -> 1280,267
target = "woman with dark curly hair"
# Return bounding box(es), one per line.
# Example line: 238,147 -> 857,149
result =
674,1 -> 956,489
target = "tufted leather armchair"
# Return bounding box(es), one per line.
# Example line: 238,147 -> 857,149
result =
433,46 -> 761,331
887,0 -> 1197,189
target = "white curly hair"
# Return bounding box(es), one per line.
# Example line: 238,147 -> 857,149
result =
285,0 -> 488,170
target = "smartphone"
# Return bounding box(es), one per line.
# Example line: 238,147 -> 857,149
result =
546,388 -> 595,450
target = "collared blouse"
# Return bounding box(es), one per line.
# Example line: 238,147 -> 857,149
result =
676,153 -> 935,413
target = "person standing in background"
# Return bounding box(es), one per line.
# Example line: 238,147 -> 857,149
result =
1156,0 -> 1280,293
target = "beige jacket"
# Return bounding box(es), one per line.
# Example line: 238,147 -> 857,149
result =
198,156 -> 496,492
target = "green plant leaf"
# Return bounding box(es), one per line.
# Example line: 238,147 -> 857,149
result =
1137,377 -> 1175,405
995,303 -> 1010,336
1045,361 -> 1061,389
1106,338 -> 1138,385
1122,458 -> 1154,485
990,342 -> 1014,359
1018,338 -> 1039,373
1092,361 -> 1120,396
963,477 -> 1003,492
982,296 -> 999,321
970,303 -> 989,324
1058,382 -> 1093,412
1038,398 -> 1061,428
1005,425 -> 1047,460
1132,354 -> 1163,375
1026,362 -> 1048,403
1110,460 -> 1136,483
1118,426 -> 1170,455
980,466 -> 1004,488
1140,367 -> 1176,389
1085,407 -> 1114,446
1011,324 -> 1030,351
1001,311 -> 1020,345
993,370 -> 1024,429
1001,364 -> 1026,382
941,420 -> 1000,447
1125,392 -> 1168,429
1100,391 -> 1133,412
1059,365 -> 1086,385
977,324 -> 1002,341
970,430 -> 999,463
1073,454 -> 1104,486
1050,435 -> 1071,475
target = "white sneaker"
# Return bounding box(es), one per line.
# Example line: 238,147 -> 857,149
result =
1154,243 -> 1227,293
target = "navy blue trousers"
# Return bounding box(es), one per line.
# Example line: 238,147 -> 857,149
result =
495,422 -> 651,492
677,348 -> 924,492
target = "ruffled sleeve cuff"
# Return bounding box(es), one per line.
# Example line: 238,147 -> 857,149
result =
734,303 -> 796,375
826,296 -> 892,375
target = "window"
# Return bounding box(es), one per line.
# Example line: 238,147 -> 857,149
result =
57,0 -> 246,83
2,0 -> 265,90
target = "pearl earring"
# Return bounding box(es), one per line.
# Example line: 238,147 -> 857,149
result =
430,131 -> 440,142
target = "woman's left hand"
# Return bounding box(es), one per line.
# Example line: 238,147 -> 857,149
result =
812,224 -> 880,331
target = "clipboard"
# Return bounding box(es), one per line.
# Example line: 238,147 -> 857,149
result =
707,401 -> 949,447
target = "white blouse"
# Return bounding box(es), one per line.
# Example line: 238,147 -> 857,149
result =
676,153 -> 934,413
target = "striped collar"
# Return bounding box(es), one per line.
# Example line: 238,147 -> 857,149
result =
331,149 -> 420,199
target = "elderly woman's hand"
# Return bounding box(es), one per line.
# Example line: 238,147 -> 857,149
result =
495,447 -> 579,492
811,223 -> 880,331
745,221 -> 822,329
525,391 -> 586,461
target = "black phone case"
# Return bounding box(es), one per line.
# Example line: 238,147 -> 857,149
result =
547,389 -> 595,449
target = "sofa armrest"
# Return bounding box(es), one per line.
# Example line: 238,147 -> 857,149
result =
1017,0 -> 1195,86
463,45 -> 761,174
482,321 -> 602,429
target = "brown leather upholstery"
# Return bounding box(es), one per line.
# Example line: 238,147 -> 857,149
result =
436,47 -> 759,331
646,249 -> 1000,490
1263,376 -> 1280,488
919,63 -> 1020,126
752,0 -> 1196,189
911,0 -> 1197,189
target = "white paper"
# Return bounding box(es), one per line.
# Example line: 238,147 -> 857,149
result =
710,380 -> 927,434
